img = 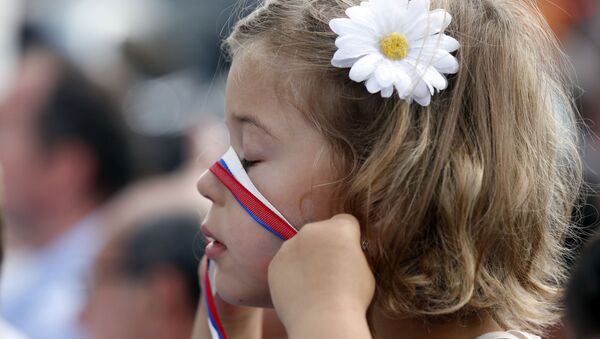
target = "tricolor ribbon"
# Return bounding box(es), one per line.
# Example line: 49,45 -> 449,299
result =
204,147 -> 298,339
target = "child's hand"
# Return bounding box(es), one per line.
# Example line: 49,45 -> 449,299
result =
268,214 -> 375,339
191,256 -> 263,339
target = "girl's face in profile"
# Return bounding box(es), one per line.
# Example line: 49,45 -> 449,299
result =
197,54 -> 337,307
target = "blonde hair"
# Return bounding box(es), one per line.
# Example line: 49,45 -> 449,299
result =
227,0 -> 582,334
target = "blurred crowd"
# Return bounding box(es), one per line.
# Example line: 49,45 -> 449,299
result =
0,0 -> 598,339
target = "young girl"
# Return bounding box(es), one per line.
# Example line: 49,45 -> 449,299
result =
194,0 -> 581,338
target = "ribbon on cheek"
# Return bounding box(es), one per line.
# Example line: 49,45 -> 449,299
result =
204,147 -> 299,339
209,147 -> 298,240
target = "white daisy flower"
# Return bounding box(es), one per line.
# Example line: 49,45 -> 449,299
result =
329,0 -> 460,106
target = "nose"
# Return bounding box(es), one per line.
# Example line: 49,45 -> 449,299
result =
197,168 -> 225,206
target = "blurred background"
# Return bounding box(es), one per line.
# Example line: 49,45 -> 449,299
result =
0,0 -> 597,338
0,1 -> 253,338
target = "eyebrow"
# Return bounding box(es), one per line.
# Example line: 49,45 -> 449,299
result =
233,113 -> 279,141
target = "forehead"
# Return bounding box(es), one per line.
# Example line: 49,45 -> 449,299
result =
225,54 -> 309,137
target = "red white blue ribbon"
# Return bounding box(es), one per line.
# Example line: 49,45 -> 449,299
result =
204,147 -> 298,339
205,260 -> 227,339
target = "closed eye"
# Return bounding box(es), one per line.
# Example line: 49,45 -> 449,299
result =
241,158 -> 260,171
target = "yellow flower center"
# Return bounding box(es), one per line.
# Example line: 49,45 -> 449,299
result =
380,33 -> 410,60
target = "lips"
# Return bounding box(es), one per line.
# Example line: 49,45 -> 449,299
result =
201,224 -> 227,260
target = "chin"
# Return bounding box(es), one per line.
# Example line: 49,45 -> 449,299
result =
217,279 -> 274,308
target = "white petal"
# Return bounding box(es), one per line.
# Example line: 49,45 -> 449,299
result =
408,78 -> 433,106
392,0 -> 429,33
422,68 -> 447,90
331,57 -> 358,68
371,0 -> 408,10
411,79 -> 430,98
346,6 -> 381,35
404,58 -> 447,91
370,0 -> 408,33
393,67 -> 412,95
407,0 -> 430,14
335,34 -> 378,50
333,42 -> 377,61
406,48 -> 459,76
434,53 -> 459,74
381,85 -> 394,98
407,45 -> 441,59
412,34 -> 460,53
349,54 -> 382,82
440,35 -> 460,52
374,63 -> 395,88
404,9 -> 452,41
413,93 -> 432,106
365,76 -> 383,94
405,51 -> 435,70
329,18 -> 369,37
406,48 -> 453,69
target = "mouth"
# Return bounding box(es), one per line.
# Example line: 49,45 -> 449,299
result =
201,224 -> 227,260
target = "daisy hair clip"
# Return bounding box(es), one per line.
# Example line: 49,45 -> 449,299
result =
329,0 -> 460,106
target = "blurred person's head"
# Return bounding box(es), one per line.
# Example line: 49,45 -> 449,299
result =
0,39 -> 131,248
566,238 -> 600,339
81,213 -> 201,339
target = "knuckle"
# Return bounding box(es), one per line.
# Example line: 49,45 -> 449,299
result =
278,238 -> 291,253
332,214 -> 359,227
298,222 -> 320,239
332,214 -> 360,235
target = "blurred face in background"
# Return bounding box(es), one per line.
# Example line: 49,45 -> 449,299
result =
0,50 -> 59,232
81,234 -> 197,339
81,263 -> 148,339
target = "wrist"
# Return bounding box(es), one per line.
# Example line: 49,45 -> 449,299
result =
220,307 -> 263,339
285,304 -> 371,339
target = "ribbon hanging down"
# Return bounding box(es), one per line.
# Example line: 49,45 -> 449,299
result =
204,147 -> 299,339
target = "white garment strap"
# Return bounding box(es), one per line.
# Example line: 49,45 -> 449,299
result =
476,331 -> 541,339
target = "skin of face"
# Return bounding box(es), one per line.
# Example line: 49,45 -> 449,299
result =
196,54 -> 337,307
0,51 -> 60,229
80,275 -> 148,339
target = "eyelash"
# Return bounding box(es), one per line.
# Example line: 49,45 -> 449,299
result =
241,158 -> 259,170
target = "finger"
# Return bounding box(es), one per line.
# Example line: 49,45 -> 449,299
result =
330,213 -> 361,239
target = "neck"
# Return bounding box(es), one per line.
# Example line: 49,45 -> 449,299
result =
372,308 -> 502,339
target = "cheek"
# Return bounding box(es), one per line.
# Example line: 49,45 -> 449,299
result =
247,171 -> 305,227
213,203 -> 283,306
252,167 -> 337,227
226,206 -> 282,273
302,184 -> 338,221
